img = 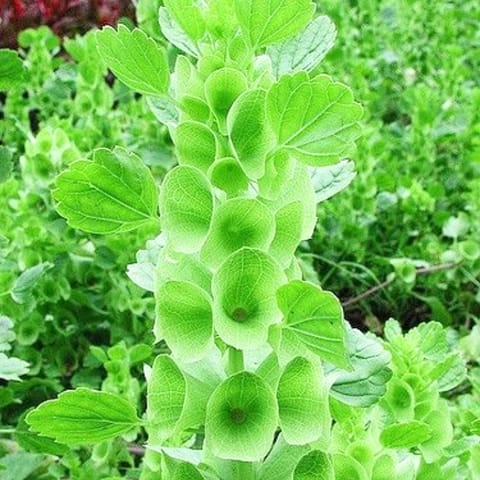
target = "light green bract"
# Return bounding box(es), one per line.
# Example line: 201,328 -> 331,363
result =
205,372 -> 278,461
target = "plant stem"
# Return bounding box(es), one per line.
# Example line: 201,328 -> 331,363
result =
233,460 -> 255,480
228,347 -> 244,375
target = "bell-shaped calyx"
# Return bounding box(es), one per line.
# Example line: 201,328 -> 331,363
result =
277,356 -> 331,445
201,198 -> 276,269
159,165 -> 213,253
212,247 -> 286,350
276,280 -> 350,369
155,280 -> 213,363
147,355 -> 222,443
205,371 -> 278,461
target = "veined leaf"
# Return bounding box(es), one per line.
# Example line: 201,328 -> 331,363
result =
235,0 -> 315,48
159,166 -> 213,253
277,357 -> 330,445
277,280 -> 349,368
212,248 -> 285,350
268,15 -> 336,77
205,372 -> 278,461
26,389 -> 139,445
96,25 -> 169,96
53,148 -> 159,234
267,72 -> 363,165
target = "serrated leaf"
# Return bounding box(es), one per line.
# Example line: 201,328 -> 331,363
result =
268,15 -> 336,77
267,72 -> 363,165
155,281 -> 213,362
26,388 -> 139,445
380,421 -> 432,448
54,147 -> 159,234
212,248 -> 285,350
0,49 -> 25,91
96,26 -> 169,96
159,166 -> 213,253
310,160 -> 356,203
16,413 -> 69,456
235,0 -> 315,48
277,280 -> 349,368
277,357 -> 330,445
328,329 -> 392,407
205,372 -> 278,461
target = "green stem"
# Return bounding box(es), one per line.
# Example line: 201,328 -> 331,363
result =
233,460 -> 255,480
228,347 -> 244,375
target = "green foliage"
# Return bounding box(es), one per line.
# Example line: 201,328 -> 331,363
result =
2,1 -> 478,479
311,0 -> 480,325
96,25 -> 169,96
26,389 -> 140,444
54,147 -> 160,234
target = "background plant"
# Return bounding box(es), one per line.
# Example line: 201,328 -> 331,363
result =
309,0 -> 480,329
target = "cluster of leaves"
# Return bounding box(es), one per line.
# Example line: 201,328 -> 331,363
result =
308,0 -> 480,328
0,23 -> 171,462
14,1 -> 478,479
